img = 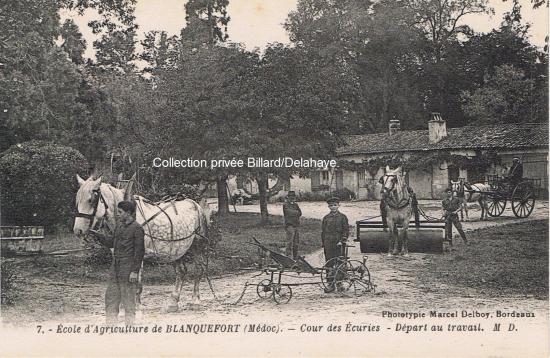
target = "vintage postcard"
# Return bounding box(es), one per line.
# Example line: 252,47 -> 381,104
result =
1,0 -> 548,356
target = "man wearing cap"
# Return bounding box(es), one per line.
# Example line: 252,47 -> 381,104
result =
442,188 -> 468,246
283,191 -> 302,259
90,200 -> 145,325
321,197 -> 349,292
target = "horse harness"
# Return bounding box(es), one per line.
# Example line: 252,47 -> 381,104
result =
135,196 -> 201,244
381,174 -> 411,210
75,187 -> 110,230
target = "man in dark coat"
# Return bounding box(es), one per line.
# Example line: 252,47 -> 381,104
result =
283,191 -> 302,259
442,188 -> 468,246
505,157 -> 523,187
321,197 -> 349,292
90,200 -> 145,325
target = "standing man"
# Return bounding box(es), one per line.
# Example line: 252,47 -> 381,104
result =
90,200 -> 145,325
442,188 -> 468,246
321,197 -> 349,293
283,191 -> 302,259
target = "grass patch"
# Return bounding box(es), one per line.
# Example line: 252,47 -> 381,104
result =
419,220 -> 548,297
143,213 -> 322,284
6,213 -> 323,286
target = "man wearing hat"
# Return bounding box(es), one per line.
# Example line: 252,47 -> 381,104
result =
90,200 -> 145,325
283,191 -> 302,259
442,188 -> 468,246
504,157 -> 523,187
321,197 -> 349,292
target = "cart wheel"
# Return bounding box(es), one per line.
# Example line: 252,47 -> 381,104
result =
512,182 -> 535,218
256,279 -> 273,299
334,260 -> 373,296
486,196 -> 506,217
321,257 -> 344,289
272,284 -> 292,304
333,262 -> 353,293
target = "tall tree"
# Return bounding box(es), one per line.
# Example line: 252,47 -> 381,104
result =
182,0 -> 230,44
93,25 -> 138,74
140,31 -> 180,74
249,43 -> 349,222
405,0 -> 493,113
285,0 -> 426,133
461,64 -> 544,124
60,19 -> 87,65
437,2 -> 547,126
0,0 -> 137,153
0,0 -> 80,150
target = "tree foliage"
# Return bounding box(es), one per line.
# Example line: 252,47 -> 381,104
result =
0,141 -> 88,231
462,64 -> 545,123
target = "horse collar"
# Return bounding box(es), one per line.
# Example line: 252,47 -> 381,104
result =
384,195 -> 411,210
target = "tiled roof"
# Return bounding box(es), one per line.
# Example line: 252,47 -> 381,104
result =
337,123 -> 548,156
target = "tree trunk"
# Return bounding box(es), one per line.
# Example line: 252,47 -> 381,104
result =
217,175 -> 230,216
256,173 -> 269,224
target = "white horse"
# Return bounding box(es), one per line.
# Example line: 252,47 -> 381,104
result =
380,166 -> 413,256
73,175 -> 214,313
450,179 -> 490,221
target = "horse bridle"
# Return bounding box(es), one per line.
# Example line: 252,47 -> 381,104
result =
381,174 -> 397,194
75,188 -> 109,230
381,174 -> 410,209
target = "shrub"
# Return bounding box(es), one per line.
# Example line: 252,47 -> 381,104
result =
298,188 -> 356,202
1,261 -> 17,305
331,188 -> 356,201
299,191 -> 330,202
0,141 -> 88,232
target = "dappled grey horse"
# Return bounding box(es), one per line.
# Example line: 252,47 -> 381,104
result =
74,175 -> 214,312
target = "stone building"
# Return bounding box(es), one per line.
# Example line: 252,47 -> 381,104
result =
312,115 -> 548,200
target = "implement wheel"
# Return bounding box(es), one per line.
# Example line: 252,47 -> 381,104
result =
334,260 -> 374,296
256,279 -> 272,299
321,257 -> 344,290
511,182 -> 535,218
486,195 -> 506,217
272,284 -> 292,304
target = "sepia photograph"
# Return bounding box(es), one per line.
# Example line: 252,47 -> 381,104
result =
0,0 -> 548,356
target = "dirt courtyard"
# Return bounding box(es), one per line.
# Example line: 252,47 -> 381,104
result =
1,200 -> 548,357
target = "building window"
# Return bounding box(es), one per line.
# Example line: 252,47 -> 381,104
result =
321,170 -> 330,184
358,171 -> 366,188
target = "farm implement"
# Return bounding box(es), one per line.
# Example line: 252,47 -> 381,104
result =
240,238 -> 375,304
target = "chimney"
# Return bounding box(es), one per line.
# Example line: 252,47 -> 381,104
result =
428,112 -> 447,144
388,119 -> 400,135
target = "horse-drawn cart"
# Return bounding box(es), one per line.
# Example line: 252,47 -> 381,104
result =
480,176 -> 540,218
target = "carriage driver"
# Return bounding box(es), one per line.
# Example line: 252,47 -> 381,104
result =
442,188 -> 468,246
504,157 -> 523,187
90,200 -> 145,325
321,197 -> 349,293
